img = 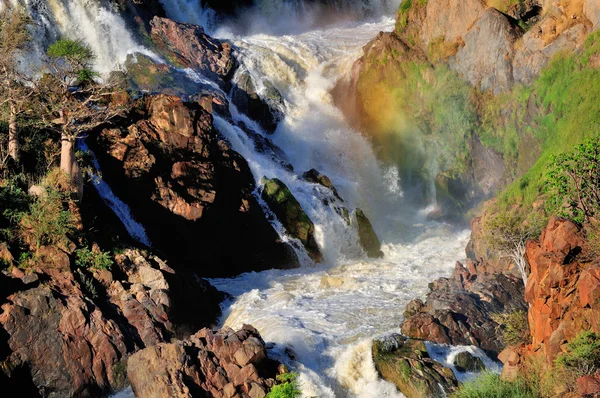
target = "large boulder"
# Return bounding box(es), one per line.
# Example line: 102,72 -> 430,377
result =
150,17 -> 237,85
450,8 -> 520,94
261,177 -> 323,263
372,335 -> 458,398
94,94 -> 299,276
127,325 -> 279,398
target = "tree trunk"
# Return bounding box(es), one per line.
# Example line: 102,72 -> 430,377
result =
60,132 -> 75,178
8,102 -> 19,162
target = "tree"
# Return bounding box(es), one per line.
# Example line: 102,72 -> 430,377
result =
546,135 -> 600,225
485,213 -> 544,286
0,8 -> 33,164
37,39 -> 125,186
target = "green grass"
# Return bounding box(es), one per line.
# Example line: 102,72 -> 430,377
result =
452,372 -> 540,398
487,31 -> 600,219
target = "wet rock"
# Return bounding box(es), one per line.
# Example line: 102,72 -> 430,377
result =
231,73 -> 284,134
95,94 -> 299,276
453,351 -> 484,372
261,177 -> 323,263
236,121 -> 293,171
303,169 -> 342,201
150,17 -> 237,85
127,325 -> 279,398
354,208 -> 383,258
401,259 -> 527,354
450,8 -> 520,94
372,335 -> 458,398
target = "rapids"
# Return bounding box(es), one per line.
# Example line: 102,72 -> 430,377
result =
5,0 -> 501,395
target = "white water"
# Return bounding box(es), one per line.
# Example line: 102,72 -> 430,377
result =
79,141 -> 152,247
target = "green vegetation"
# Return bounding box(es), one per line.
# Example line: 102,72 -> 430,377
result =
74,247 -> 113,270
266,373 -> 301,398
451,372 -> 539,398
556,331 -> 600,376
395,0 -> 427,33
356,56 -> 476,184
19,188 -> 76,250
493,31 -> 600,219
546,135 -> 600,225
491,310 -> 531,347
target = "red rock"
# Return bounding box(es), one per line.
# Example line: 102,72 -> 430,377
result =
577,373 -> 600,397
579,265 -> 600,308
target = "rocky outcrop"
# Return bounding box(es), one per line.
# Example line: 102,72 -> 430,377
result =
231,73 -> 284,134
449,8 -> 520,94
355,208 -> 383,258
401,258 -> 527,355
261,177 -> 323,263
372,335 -> 458,398
150,17 -> 237,84
127,325 -> 280,398
0,246 -> 223,398
499,217 -> 600,394
453,351 -> 485,372
94,94 -> 299,276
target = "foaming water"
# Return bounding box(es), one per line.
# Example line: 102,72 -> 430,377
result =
211,229 -> 471,396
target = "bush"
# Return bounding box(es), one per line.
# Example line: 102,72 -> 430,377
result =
546,135 -> 600,225
556,331 -> 600,376
451,372 -> 539,398
492,310 -> 531,347
266,373 -> 301,398
19,189 -> 75,249
74,247 -> 113,270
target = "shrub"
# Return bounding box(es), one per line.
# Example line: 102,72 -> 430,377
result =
451,372 -> 539,398
556,331 -> 600,376
545,135 -> 600,225
74,247 -> 113,270
266,372 -> 301,398
492,310 -> 531,347
19,189 -> 75,249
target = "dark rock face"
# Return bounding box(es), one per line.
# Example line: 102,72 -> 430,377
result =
231,73 -> 284,134
150,17 -> 237,85
453,351 -> 484,372
0,247 -> 223,398
355,208 -> 383,258
127,325 -> 279,398
372,335 -> 458,398
261,177 -> 323,263
94,94 -> 299,276
401,259 -> 527,355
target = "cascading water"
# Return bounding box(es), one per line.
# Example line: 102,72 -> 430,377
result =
4,0 -> 155,74
79,142 -> 152,247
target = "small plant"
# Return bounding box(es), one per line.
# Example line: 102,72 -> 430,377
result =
18,189 -> 75,249
266,372 -> 301,398
76,268 -> 98,298
492,310 -> 531,347
75,247 -> 113,270
556,331 -> 600,376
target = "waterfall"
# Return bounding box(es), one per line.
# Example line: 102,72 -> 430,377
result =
79,141 -> 152,247
5,0 -> 154,74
